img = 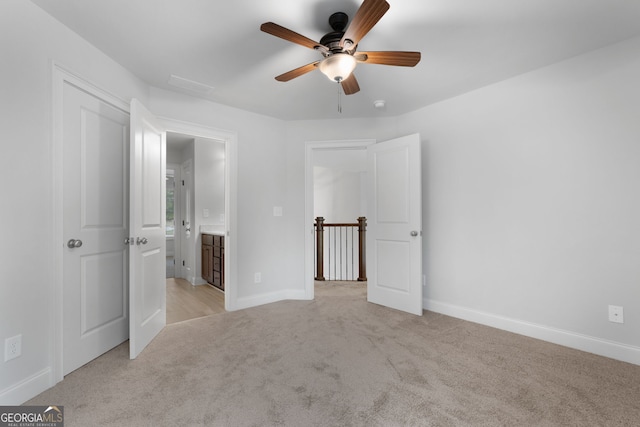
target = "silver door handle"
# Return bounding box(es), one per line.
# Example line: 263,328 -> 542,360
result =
136,237 -> 148,245
67,239 -> 83,248
410,231 -> 419,237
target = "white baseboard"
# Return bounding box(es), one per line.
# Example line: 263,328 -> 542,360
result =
185,275 -> 207,286
235,289 -> 309,311
424,298 -> 640,366
0,368 -> 52,405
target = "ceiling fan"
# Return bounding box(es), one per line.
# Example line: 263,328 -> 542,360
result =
260,0 -> 421,95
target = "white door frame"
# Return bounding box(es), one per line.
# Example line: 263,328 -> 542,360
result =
51,64 -> 239,385
158,117 -> 238,313
304,139 -> 375,300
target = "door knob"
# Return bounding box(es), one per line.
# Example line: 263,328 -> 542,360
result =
410,231 -> 419,237
136,237 -> 148,245
67,239 -> 83,248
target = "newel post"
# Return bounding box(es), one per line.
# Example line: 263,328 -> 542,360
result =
314,217 -> 325,281
357,216 -> 367,281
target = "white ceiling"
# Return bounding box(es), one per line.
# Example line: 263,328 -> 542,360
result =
31,0 -> 640,121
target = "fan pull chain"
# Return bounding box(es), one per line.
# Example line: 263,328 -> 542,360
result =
337,82 -> 342,114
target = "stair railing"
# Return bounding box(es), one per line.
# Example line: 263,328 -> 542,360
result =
314,216 -> 366,281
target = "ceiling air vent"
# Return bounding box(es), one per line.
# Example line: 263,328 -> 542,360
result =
167,74 -> 215,95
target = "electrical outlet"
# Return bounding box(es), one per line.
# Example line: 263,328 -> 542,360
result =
5,334 -> 22,362
608,305 -> 624,323
254,272 -> 262,283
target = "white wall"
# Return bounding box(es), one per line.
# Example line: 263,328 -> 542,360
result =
195,137 -> 225,228
194,137 -> 225,283
312,147 -> 367,222
0,1 -> 149,404
313,166 -> 364,221
398,36 -> 640,363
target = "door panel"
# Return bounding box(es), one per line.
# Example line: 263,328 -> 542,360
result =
129,99 -> 166,359
375,147 -> 410,223
367,134 -> 423,316
81,251 -> 126,334
376,240 -> 410,291
62,82 -> 129,375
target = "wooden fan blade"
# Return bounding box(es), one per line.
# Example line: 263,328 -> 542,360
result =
275,61 -> 320,82
261,22 -> 322,51
340,0 -> 390,49
355,51 -> 421,67
341,74 -> 360,95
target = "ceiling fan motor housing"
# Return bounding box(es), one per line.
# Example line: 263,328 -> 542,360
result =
319,12 -> 356,55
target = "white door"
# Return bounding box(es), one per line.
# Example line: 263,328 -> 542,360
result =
62,82 -> 130,375
180,160 -> 193,281
129,99 -> 167,359
366,134 -> 423,316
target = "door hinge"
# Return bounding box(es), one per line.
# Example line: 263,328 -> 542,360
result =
182,180 -> 185,186
182,260 -> 185,266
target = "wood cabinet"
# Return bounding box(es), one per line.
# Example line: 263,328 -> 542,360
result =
202,233 -> 224,291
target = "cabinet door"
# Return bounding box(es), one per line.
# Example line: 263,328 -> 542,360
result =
201,245 -> 212,282
220,248 -> 225,289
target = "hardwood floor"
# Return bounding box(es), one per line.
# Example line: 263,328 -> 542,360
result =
166,278 -> 225,324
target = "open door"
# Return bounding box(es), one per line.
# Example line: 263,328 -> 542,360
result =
366,134 -> 423,315
129,99 -> 167,358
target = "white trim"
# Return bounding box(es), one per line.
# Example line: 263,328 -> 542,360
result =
0,368 -> 52,405
159,117 -> 239,311
51,62 -> 131,387
424,298 -> 640,366
304,139 -> 376,300
235,290 -> 308,311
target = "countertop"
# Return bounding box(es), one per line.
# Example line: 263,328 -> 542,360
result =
200,225 -> 225,236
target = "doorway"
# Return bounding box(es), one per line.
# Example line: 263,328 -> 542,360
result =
305,136 -> 424,316
165,131 -> 228,323
305,140 -> 375,299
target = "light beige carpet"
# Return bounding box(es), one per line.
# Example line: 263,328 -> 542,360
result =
28,282 -> 640,426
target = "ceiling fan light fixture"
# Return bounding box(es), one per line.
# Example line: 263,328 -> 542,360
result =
318,53 -> 357,82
